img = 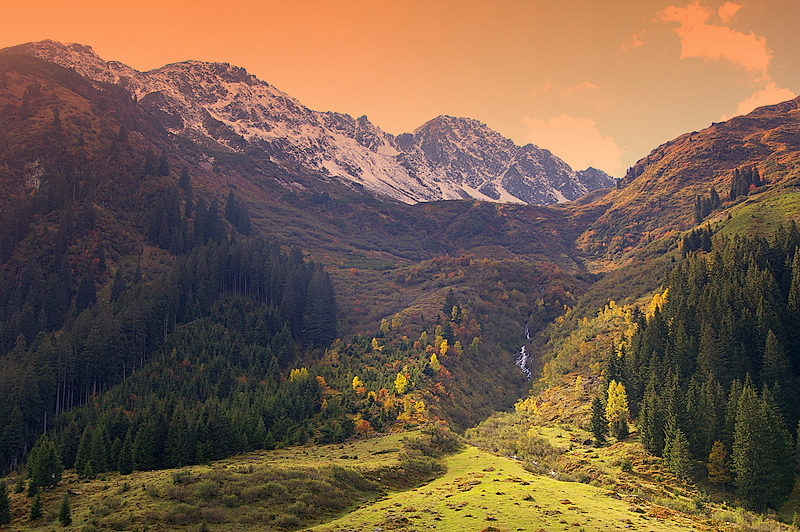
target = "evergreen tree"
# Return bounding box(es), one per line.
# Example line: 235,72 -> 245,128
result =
732,384 -> 794,509
178,167 -> 191,190
0,481 -> 10,526
638,379 -> 665,455
303,265 -> 337,348
663,417 -> 692,479
132,419 -> 159,471
761,330 -> 791,388
237,203 -> 251,235
58,494 -> 72,526
73,425 -> 92,475
75,270 -> 97,312
157,151 -> 170,176
29,491 -> 42,521
110,267 -> 126,302
225,191 -> 240,226
117,431 -> 134,475
26,435 -> 63,490
590,395 -> 608,446
89,425 -> 110,474
166,403 -> 195,468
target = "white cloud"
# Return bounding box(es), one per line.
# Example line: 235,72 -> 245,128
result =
522,113 -> 625,177
722,82 -> 797,119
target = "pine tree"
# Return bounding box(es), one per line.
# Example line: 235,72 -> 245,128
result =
732,384 -> 794,509
117,431 -> 134,475
0,481 -> 10,526
663,416 -> 692,479
26,434 -> 63,490
590,396 -> 608,446
303,265 -> 337,348
638,379 -> 665,455
29,491 -> 42,521
157,151 -> 170,176
58,494 -> 72,526
110,267 -> 126,302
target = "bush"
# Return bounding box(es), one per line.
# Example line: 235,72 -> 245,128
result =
193,480 -> 218,501
164,503 -> 201,525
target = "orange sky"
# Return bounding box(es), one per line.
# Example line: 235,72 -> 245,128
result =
2,0 -> 798,176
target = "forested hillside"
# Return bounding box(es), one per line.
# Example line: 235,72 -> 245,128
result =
608,226 -> 800,509
0,48 -> 602,479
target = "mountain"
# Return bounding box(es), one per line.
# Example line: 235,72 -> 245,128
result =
571,96 -> 800,258
4,40 -> 614,205
5,38 -> 800,531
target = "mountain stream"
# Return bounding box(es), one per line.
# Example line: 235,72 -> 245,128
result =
515,325 -> 533,379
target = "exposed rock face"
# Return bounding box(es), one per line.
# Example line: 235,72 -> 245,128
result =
6,40 -> 615,205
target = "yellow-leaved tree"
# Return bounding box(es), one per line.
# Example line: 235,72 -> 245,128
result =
605,380 -> 629,440
439,339 -> 449,356
289,367 -> 309,382
394,373 -> 408,394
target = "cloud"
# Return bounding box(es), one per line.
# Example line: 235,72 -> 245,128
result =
722,82 -> 797,119
537,80 -> 599,95
623,32 -> 645,50
522,113 -> 625,177
717,2 -> 742,22
659,2 -> 771,74
566,81 -> 600,94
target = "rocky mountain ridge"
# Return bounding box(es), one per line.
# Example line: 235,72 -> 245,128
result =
3,40 -> 614,205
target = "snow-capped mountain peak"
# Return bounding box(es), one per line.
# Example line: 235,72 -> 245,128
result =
5,40 -> 614,205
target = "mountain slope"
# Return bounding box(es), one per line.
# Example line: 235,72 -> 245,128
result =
572,97 -> 800,258
4,40 -> 614,205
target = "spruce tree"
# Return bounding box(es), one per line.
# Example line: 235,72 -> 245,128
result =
117,431 -> 134,475
29,491 -> 42,521
0,481 -> 10,526
26,434 -> 63,490
663,417 -> 692,479
732,385 -> 794,509
733,385 -> 764,507
638,379 -> 665,455
73,425 -> 92,476
590,395 -> 608,446
58,494 -> 72,526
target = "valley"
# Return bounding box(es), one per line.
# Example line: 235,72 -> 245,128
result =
1,40 -> 800,532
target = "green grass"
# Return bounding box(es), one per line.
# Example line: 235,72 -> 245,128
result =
717,190 -> 800,237
2,432 -> 414,532
307,445 -> 703,532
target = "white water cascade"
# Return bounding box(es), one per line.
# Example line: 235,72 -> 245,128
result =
515,325 -> 533,379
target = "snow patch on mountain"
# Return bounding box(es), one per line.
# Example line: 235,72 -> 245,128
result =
7,40 -> 615,205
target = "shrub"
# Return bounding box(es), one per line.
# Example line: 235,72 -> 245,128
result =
193,480 -> 218,502
164,503 -> 201,525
